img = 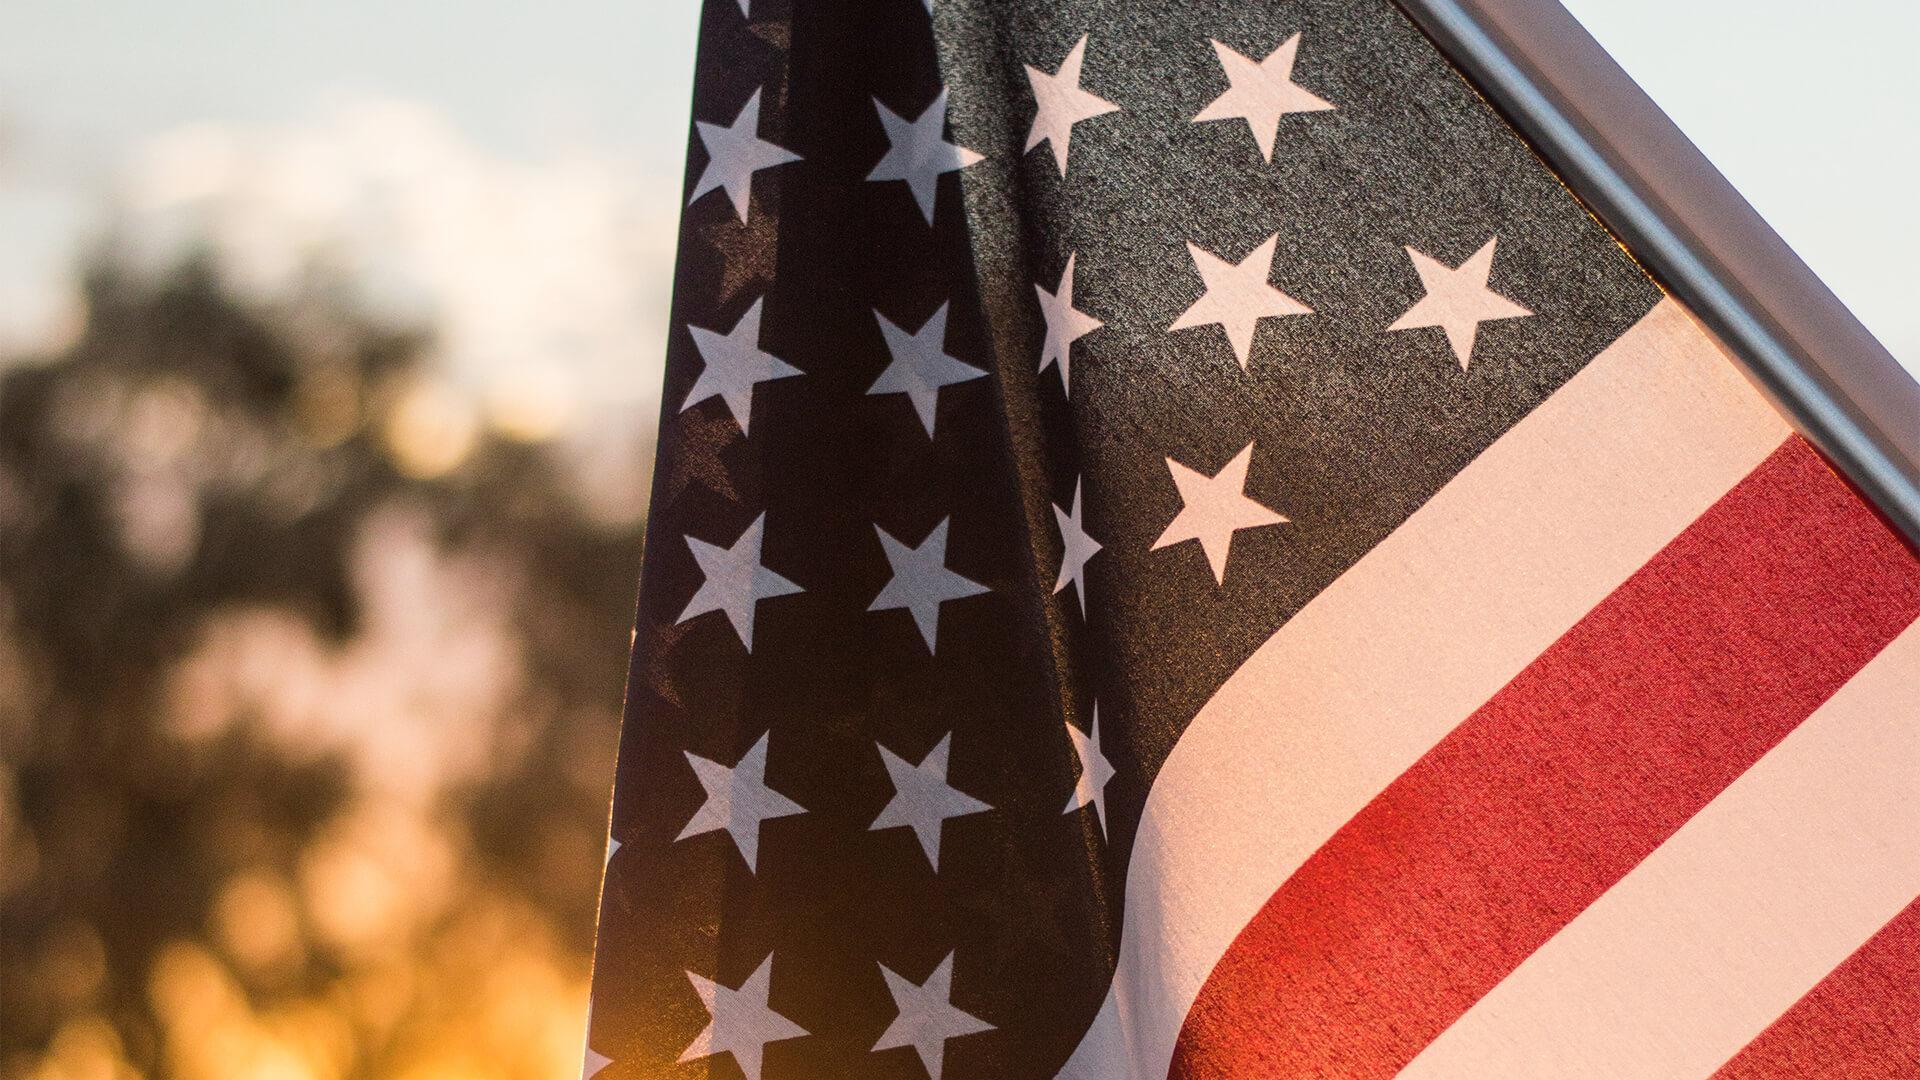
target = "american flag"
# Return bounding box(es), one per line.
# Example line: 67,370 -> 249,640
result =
583,0 -> 1920,1077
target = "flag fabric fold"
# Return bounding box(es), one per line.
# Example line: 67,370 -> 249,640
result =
583,1 -> 1920,1077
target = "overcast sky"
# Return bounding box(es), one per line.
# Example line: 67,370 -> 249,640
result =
2,0 -> 1914,380
1561,0 -> 1919,374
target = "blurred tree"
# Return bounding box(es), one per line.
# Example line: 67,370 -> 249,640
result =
0,251 -> 644,1080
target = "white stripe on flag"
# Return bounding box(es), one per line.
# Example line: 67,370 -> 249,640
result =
1398,619 -> 1920,1080
1058,299 -> 1790,1079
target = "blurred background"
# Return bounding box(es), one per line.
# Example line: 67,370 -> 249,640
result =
1,4 -> 698,1079
0,2 -> 1912,1080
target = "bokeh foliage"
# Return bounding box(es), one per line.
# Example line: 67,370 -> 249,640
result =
1,253 -> 645,1080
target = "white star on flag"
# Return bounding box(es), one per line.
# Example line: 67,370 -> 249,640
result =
684,297 -> 802,435
1387,236 -> 1534,368
1152,441 -> 1288,583
675,732 -> 806,872
868,87 -> 985,224
873,953 -> 994,1080
1052,477 -> 1102,616
868,302 -> 988,437
679,955 -> 808,1080
1024,34 -> 1120,176
1063,704 -> 1115,836
676,513 -> 803,651
1036,253 -> 1103,396
690,87 -> 802,222
1169,234 -> 1312,369
868,518 -> 990,652
1193,34 -> 1335,161
870,732 -> 992,871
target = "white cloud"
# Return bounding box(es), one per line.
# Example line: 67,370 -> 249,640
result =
113,97 -> 683,469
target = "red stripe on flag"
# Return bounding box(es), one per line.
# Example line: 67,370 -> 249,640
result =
1711,898 -> 1920,1080
1168,438 -> 1920,1080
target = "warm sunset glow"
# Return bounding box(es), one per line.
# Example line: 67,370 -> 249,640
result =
381,377 -> 481,480
2,10 -> 668,1080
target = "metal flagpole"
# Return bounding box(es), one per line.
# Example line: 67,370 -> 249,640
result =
1398,0 -> 1920,548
